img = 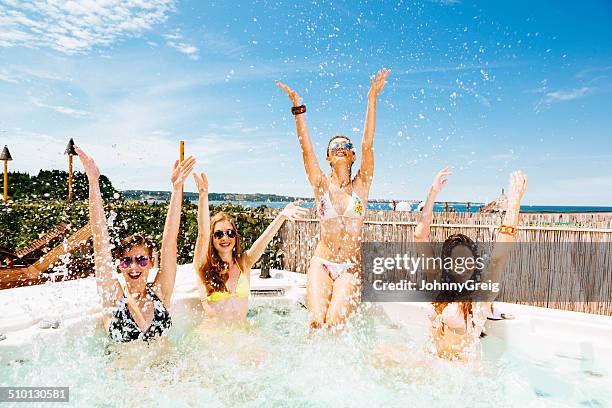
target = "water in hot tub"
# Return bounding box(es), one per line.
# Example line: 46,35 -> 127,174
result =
1,302 -> 610,407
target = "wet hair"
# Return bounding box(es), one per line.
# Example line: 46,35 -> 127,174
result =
113,234 -> 155,259
197,212 -> 242,295
433,234 -> 483,322
326,135 -> 353,157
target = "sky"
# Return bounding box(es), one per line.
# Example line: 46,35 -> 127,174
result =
0,0 -> 611,205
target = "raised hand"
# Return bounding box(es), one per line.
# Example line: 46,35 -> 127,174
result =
275,80 -> 302,106
368,68 -> 391,101
74,146 -> 100,181
507,171 -> 528,203
280,200 -> 309,222
432,166 -> 452,193
170,156 -> 196,190
193,171 -> 208,194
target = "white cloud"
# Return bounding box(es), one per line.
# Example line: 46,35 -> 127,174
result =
162,30 -> 200,60
166,41 -> 200,60
576,66 -> 612,79
0,0 -> 176,54
1,127 -> 254,192
544,87 -> 591,103
535,86 -> 592,111
163,32 -> 183,40
0,71 -> 19,83
31,97 -> 92,118
430,0 -> 461,4
202,32 -> 246,59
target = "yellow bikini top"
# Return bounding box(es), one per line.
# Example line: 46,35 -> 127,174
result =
205,268 -> 250,302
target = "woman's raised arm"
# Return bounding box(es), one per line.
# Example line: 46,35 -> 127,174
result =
415,167 -> 451,282
355,68 -> 390,190
192,171 -> 210,274
155,156 -> 196,306
276,80 -> 325,191
75,146 -> 121,328
240,201 -> 308,272
481,171 -> 528,301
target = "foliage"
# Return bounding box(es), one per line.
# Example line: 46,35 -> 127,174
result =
4,170 -> 118,201
0,199 -> 282,268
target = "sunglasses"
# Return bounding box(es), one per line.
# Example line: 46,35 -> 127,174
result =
119,255 -> 150,268
328,141 -> 354,154
213,229 -> 237,240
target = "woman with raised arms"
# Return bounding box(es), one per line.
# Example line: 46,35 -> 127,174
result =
276,68 -> 390,330
414,168 -> 528,361
76,146 -> 195,342
192,171 -> 307,324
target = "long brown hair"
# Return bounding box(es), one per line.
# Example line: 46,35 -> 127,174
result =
197,212 -> 241,295
113,234 -> 155,259
432,234 -> 481,323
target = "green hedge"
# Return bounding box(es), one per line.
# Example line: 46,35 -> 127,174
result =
0,199 -> 282,269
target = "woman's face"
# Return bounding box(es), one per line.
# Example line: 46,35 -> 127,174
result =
447,245 -> 477,282
326,137 -> 356,167
118,244 -> 153,283
212,220 -> 236,256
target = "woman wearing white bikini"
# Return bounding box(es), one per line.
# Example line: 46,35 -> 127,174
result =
276,68 -> 390,330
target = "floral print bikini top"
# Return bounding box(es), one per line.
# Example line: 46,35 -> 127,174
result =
318,184 -> 365,220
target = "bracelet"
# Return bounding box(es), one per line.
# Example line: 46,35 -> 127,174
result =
498,224 -> 517,237
291,104 -> 306,115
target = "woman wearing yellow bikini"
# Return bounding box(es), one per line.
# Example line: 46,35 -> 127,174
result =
192,171 -> 307,324
276,68 -> 390,330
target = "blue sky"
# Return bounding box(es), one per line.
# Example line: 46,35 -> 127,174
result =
0,0 -> 611,205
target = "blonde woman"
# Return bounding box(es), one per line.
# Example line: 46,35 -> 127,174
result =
276,68 -> 390,329
192,171 -> 307,324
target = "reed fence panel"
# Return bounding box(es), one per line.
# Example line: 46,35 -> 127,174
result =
276,210 -> 612,315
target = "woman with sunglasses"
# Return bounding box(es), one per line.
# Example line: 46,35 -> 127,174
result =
76,146 -> 195,342
193,172 -> 307,324
276,68 -> 390,330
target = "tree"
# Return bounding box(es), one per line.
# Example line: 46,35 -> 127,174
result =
6,170 -> 119,201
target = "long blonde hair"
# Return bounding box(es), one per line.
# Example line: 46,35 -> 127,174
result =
197,212 -> 241,294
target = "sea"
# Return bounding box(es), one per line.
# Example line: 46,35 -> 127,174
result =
204,200 -> 612,213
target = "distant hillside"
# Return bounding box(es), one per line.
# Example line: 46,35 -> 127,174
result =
122,190 -> 307,202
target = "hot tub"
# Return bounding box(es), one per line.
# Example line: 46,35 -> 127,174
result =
1,265 -> 611,407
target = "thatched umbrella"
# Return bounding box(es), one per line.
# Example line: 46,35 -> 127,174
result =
480,188 -> 508,213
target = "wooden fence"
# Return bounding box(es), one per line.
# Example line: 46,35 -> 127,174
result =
276,210 -> 612,315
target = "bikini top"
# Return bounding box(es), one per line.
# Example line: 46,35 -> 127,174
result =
426,302 -> 489,334
205,265 -> 250,302
108,284 -> 172,342
427,303 -> 467,332
317,182 -> 365,220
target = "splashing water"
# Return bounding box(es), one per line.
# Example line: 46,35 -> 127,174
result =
2,299 -> 609,407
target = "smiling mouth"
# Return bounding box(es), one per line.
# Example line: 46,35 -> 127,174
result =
127,271 -> 142,279
335,151 -> 346,157
219,242 -> 231,248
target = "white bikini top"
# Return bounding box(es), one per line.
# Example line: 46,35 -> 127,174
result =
317,186 -> 365,220
426,302 -> 489,334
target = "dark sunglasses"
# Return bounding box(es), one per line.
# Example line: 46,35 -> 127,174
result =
213,229 -> 237,240
328,141 -> 354,153
119,255 -> 150,268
